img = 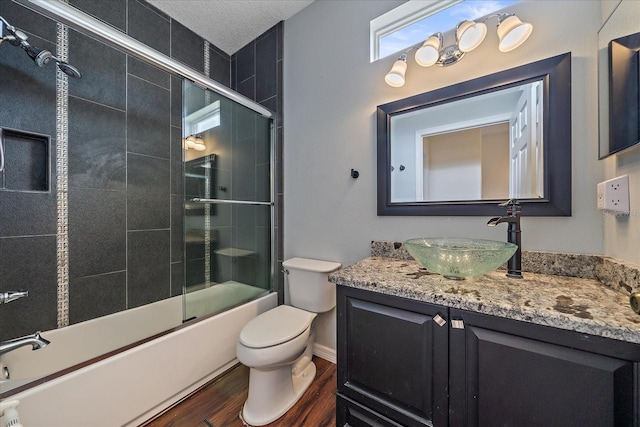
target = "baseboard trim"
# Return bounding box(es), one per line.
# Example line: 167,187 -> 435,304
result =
313,343 -> 336,364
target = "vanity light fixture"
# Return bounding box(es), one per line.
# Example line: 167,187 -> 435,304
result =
184,135 -> 206,151
385,13 -> 533,87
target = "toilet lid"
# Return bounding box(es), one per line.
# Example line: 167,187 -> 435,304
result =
240,305 -> 316,349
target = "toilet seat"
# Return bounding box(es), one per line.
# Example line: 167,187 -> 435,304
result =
240,305 -> 316,349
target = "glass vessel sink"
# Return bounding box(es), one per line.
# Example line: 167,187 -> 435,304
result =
403,237 -> 518,280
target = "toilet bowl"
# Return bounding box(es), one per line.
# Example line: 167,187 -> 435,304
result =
236,257 -> 341,426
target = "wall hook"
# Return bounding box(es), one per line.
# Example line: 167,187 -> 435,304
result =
350,169 -> 359,179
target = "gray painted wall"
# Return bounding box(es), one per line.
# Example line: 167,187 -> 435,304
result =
284,0 -> 604,350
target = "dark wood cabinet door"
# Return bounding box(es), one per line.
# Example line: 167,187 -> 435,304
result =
449,309 -> 638,427
337,286 -> 449,427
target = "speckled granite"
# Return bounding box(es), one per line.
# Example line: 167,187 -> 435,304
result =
330,256 -> 640,344
370,240 -> 640,294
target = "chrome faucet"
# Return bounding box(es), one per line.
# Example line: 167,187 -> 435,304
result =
0,290 -> 28,304
487,199 -> 523,279
0,331 -> 50,356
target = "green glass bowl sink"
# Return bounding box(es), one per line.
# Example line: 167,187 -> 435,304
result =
403,237 -> 518,280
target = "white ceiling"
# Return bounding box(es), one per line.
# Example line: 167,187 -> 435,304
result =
147,0 -> 315,55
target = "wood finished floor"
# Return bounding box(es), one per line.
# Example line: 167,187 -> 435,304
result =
141,357 -> 336,427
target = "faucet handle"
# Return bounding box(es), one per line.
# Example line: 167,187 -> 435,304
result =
498,198 -> 519,207
499,199 -> 521,216
0,290 -> 28,304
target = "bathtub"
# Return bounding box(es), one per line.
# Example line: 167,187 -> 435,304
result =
1,291 -> 277,426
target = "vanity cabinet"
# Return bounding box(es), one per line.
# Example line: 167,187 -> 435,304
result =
448,308 -> 640,427
337,286 -> 640,427
336,286 -> 449,426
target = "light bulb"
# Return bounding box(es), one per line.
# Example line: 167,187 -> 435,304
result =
457,20 -> 487,53
497,15 -> 533,52
384,56 -> 407,87
415,35 -> 441,67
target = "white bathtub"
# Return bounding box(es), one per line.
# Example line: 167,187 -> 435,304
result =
3,292 -> 277,427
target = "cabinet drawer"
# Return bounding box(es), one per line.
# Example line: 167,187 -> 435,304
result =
337,394 -> 405,427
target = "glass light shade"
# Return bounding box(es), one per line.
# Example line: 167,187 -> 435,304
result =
415,35 -> 441,67
456,20 -> 487,53
185,135 -> 206,151
385,58 -> 407,87
497,15 -> 533,52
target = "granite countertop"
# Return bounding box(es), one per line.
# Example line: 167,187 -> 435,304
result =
330,254 -> 640,345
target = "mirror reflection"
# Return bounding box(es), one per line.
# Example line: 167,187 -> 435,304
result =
390,80 -> 543,203
598,0 -> 640,158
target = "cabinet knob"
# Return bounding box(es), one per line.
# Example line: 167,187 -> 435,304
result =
433,314 -> 446,327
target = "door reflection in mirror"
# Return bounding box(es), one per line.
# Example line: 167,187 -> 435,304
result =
390,80 -> 543,203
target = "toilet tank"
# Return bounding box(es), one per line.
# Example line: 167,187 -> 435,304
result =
283,257 -> 341,313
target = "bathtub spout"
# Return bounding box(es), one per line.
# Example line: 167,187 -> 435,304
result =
0,331 -> 50,356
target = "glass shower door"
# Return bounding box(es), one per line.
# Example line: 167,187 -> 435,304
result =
182,80 -> 273,321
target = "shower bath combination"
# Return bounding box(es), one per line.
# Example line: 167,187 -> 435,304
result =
0,15 -> 82,78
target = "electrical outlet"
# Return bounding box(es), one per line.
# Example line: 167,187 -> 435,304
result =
597,175 -> 630,215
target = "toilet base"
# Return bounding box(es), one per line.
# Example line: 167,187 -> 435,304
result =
241,359 -> 316,426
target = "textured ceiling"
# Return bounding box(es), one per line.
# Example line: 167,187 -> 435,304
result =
147,0 -> 315,55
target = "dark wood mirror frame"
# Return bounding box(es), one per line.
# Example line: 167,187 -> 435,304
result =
377,52 -> 572,216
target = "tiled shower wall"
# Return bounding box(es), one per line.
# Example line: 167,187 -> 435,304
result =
0,0 -> 283,341
231,23 -> 285,303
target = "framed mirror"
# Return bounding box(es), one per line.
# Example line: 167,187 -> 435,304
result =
598,0 -> 640,158
377,52 -> 572,216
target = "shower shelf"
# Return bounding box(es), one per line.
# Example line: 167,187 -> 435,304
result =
190,198 -> 273,206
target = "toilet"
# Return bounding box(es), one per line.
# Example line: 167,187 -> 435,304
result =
236,257 -> 341,426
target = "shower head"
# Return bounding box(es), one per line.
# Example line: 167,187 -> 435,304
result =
56,61 -> 82,79
23,44 -> 54,67
0,15 -> 81,78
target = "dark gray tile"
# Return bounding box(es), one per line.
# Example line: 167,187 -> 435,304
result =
171,126 -> 183,195
256,29 -> 277,102
277,59 -> 284,124
256,225 -> 271,288
233,137 -> 256,201
0,140 -> 56,237
230,56 -> 237,89
234,103 -> 257,142
256,163 -> 270,203
237,76 -> 255,101
128,56 -> 170,89
69,271 -> 126,324
170,19 -> 204,73
127,0 -> 170,56
171,261 -> 183,297
68,96 -> 126,190
127,75 -> 171,158
276,125 -> 283,194
68,187 -> 126,279
235,41 -> 255,83
171,194 -> 183,263
127,230 -> 171,308
275,22 -> 284,62
69,30 -> 126,111
127,153 -> 170,230
0,236 -> 57,341
171,76 -> 182,128
69,0 -> 127,32
209,46 -> 230,88
2,129 -> 49,192
0,35 -> 56,138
